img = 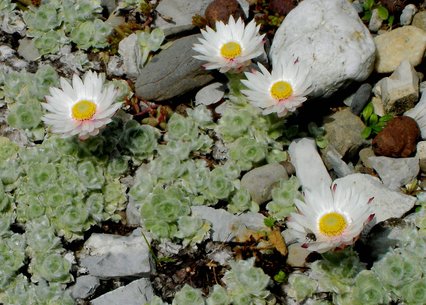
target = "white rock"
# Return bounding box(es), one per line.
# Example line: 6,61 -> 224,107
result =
191,206 -> 266,242
374,60 -> 419,115
335,173 -> 416,224
371,96 -> 385,116
0,45 -> 14,61
416,141 -> 426,173
90,278 -> 154,305
195,82 -> 225,106
1,11 -> 26,35
118,34 -> 140,80
270,0 -> 375,98
405,91 -> 426,139
400,4 -> 418,26
107,55 -> 125,77
154,0 -> 212,36
289,138 -> 332,191
286,243 -> 310,267
368,156 -> 420,190
79,228 -> 153,279
237,0 -> 250,18
368,9 -> 383,32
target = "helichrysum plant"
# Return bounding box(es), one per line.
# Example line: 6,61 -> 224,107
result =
242,60 -> 312,117
42,70 -> 122,139
287,273 -> 318,302
286,181 -> 375,253
192,16 -> 265,73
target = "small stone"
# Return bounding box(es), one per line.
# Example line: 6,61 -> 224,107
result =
191,206 -> 266,242
371,96 -> 385,116
350,83 -> 372,115
70,275 -> 100,300
359,147 -> 375,168
286,243 -> 310,268
269,0 -> 297,16
400,4 -> 417,26
79,228 -> 152,279
205,0 -> 244,27
195,82 -> 225,105
0,45 -> 15,61
375,60 -> 419,115
240,163 -> 289,204
372,116 -> 420,158
369,8 -> 383,32
368,156 -> 419,190
416,141 -> 426,173
413,11 -> 426,31
323,146 -> 354,178
322,108 -> 368,162
154,0 -> 212,36
90,278 -> 154,305
374,26 -> 426,73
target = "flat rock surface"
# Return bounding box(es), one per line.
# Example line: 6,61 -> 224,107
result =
135,34 -> 214,101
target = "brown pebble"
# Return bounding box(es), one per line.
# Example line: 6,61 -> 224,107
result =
205,0 -> 244,27
269,0 -> 297,16
372,116 -> 420,158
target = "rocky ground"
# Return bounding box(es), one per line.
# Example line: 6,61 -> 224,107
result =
1,0 -> 426,305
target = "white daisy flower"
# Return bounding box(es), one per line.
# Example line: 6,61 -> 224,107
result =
192,16 -> 265,73
42,71 -> 121,139
241,60 -> 311,117
287,182 -> 375,253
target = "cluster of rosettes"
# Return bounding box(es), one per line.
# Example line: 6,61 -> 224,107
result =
128,103 -> 289,240
146,259 -> 272,305
23,0 -> 111,55
0,66 -> 59,141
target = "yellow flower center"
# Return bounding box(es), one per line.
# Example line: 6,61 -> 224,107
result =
71,100 -> 97,121
220,42 -> 242,59
318,212 -> 347,237
270,81 -> 293,100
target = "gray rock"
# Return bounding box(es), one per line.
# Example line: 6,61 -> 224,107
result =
0,45 -> 14,61
191,206 -> 266,242
374,60 -> 419,115
17,38 -> 40,62
368,156 -> 420,191
240,163 -> 288,204
135,34 -> 214,101
70,275 -> 100,300
368,8 -> 383,32
154,0 -> 212,36
416,141 -> 426,173
413,11 -> 426,31
270,0 -> 375,98
90,278 -> 154,305
79,228 -> 153,279
335,173 -> 416,224
350,83 -> 372,115
323,146 -> 354,178
400,4 -> 417,26
322,108 -> 367,163
374,26 -> 426,73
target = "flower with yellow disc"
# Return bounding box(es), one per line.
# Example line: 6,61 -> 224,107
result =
241,60 -> 311,117
42,71 -> 121,139
287,182 -> 375,253
192,16 -> 265,73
